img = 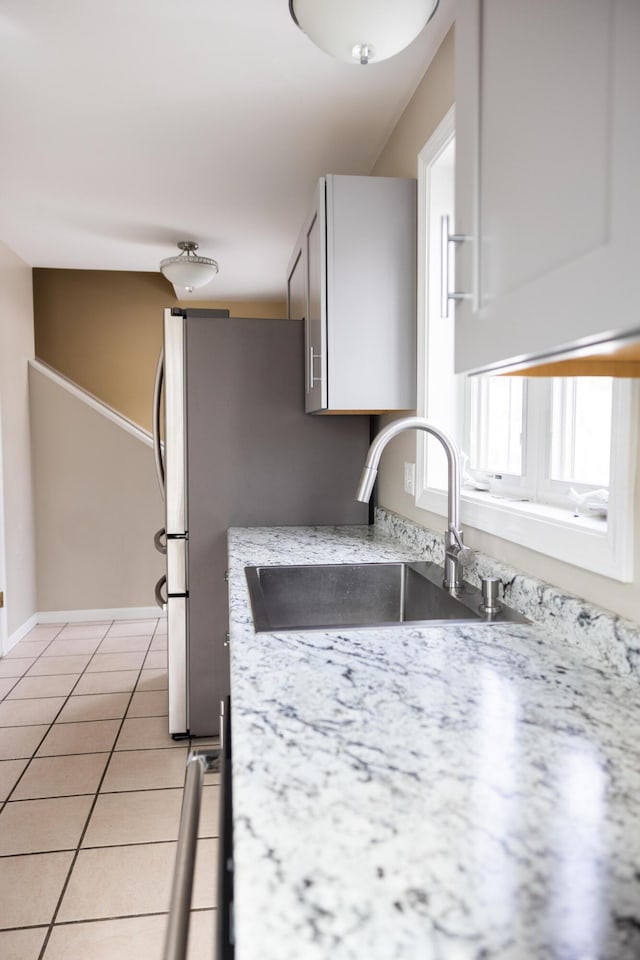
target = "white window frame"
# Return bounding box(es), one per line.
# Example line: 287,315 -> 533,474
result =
464,374 -> 528,488
415,107 -> 638,582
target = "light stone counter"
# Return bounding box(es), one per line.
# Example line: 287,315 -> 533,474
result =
226,524 -> 640,960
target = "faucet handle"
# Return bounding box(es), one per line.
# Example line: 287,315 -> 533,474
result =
447,525 -> 473,565
443,527 -> 472,592
456,543 -> 473,568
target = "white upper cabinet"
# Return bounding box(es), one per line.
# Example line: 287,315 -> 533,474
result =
454,0 -> 640,374
288,175 -> 417,413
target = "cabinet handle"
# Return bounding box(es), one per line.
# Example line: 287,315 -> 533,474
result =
440,215 -> 471,319
309,346 -> 322,387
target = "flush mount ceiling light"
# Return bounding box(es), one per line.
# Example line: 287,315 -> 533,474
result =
160,241 -> 219,293
288,0 -> 440,65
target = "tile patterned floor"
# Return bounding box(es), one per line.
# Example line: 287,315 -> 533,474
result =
0,619 -> 220,960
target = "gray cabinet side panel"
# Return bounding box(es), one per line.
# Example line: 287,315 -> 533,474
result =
185,316 -> 370,735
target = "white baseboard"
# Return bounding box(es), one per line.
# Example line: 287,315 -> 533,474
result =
4,613 -> 39,655
1,607 -> 166,655
36,606 -> 166,624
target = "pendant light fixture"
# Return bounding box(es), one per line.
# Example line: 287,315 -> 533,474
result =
160,241 -> 219,293
288,0 -> 440,66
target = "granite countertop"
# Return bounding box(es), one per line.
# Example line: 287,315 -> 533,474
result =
226,524 -> 640,960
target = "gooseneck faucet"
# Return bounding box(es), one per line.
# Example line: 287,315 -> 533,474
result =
355,416 -> 472,592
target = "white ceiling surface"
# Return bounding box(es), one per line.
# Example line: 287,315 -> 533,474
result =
0,0 -> 453,301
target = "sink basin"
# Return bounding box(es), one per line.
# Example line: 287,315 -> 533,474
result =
244,561 -> 528,632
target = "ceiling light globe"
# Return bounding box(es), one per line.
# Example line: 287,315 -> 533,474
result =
289,0 -> 439,65
159,241 -> 219,291
160,259 -> 218,290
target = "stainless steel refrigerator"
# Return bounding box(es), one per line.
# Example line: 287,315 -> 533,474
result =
153,308 -> 370,737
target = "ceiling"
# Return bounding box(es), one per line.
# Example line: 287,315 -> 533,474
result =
0,0 -> 453,302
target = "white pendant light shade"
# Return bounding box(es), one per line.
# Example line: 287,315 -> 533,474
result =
289,0 -> 439,65
160,241 -> 219,292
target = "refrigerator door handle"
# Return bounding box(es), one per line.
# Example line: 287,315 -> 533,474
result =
154,527 -> 167,555
153,346 -> 165,497
155,575 -> 167,609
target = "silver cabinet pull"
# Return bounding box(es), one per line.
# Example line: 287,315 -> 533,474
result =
309,345 -> 322,387
152,347 -> 165,497
154,575 -> 167,609
440,214 -> 471,318
163,749 -> 220,960
219,699 -> 225,751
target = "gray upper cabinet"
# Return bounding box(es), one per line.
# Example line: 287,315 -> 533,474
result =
454,0 -> 640,374
287,247 -> 305,324
287,174 -> 417,413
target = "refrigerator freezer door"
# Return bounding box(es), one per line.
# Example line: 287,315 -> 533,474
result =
167,595 -> 188,736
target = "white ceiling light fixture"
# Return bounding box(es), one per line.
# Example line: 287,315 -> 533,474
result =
160,241 -> 219,293
288,0 -> 440,66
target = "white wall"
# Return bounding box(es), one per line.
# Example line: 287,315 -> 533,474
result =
0,241 -> 37,646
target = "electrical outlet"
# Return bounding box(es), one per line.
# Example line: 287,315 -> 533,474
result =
403,461 -> 416,495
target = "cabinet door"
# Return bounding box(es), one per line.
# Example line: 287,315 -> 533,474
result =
287,247 -> 305,323
455,0 -> 640,374
305,183 -> 327,412
327,175 -> 416,411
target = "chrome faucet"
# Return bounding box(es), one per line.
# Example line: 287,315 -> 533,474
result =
355,416 -> 472,592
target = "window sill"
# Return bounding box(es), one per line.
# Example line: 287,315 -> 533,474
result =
415,484 -> 632,582
462,487 -> 607,531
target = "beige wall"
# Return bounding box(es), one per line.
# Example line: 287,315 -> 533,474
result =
372,27 -> 455,179
369,25 -> 640,623
30,364 -> 165,612
33,269 -> 287,433
0,241 -> 37,644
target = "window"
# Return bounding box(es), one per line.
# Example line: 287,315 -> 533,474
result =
467,377 -> 524,479
464,375 -> 614,507
549,377 -> 612,488
415,108 -> 637,581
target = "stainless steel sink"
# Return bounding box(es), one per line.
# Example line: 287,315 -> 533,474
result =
244,561 -> 528,632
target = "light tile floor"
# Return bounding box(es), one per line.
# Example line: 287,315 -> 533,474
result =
0,619 -> 220,960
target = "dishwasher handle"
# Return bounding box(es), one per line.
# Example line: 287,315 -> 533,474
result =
162,749 -> 219,960
217,696 -> 234,959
